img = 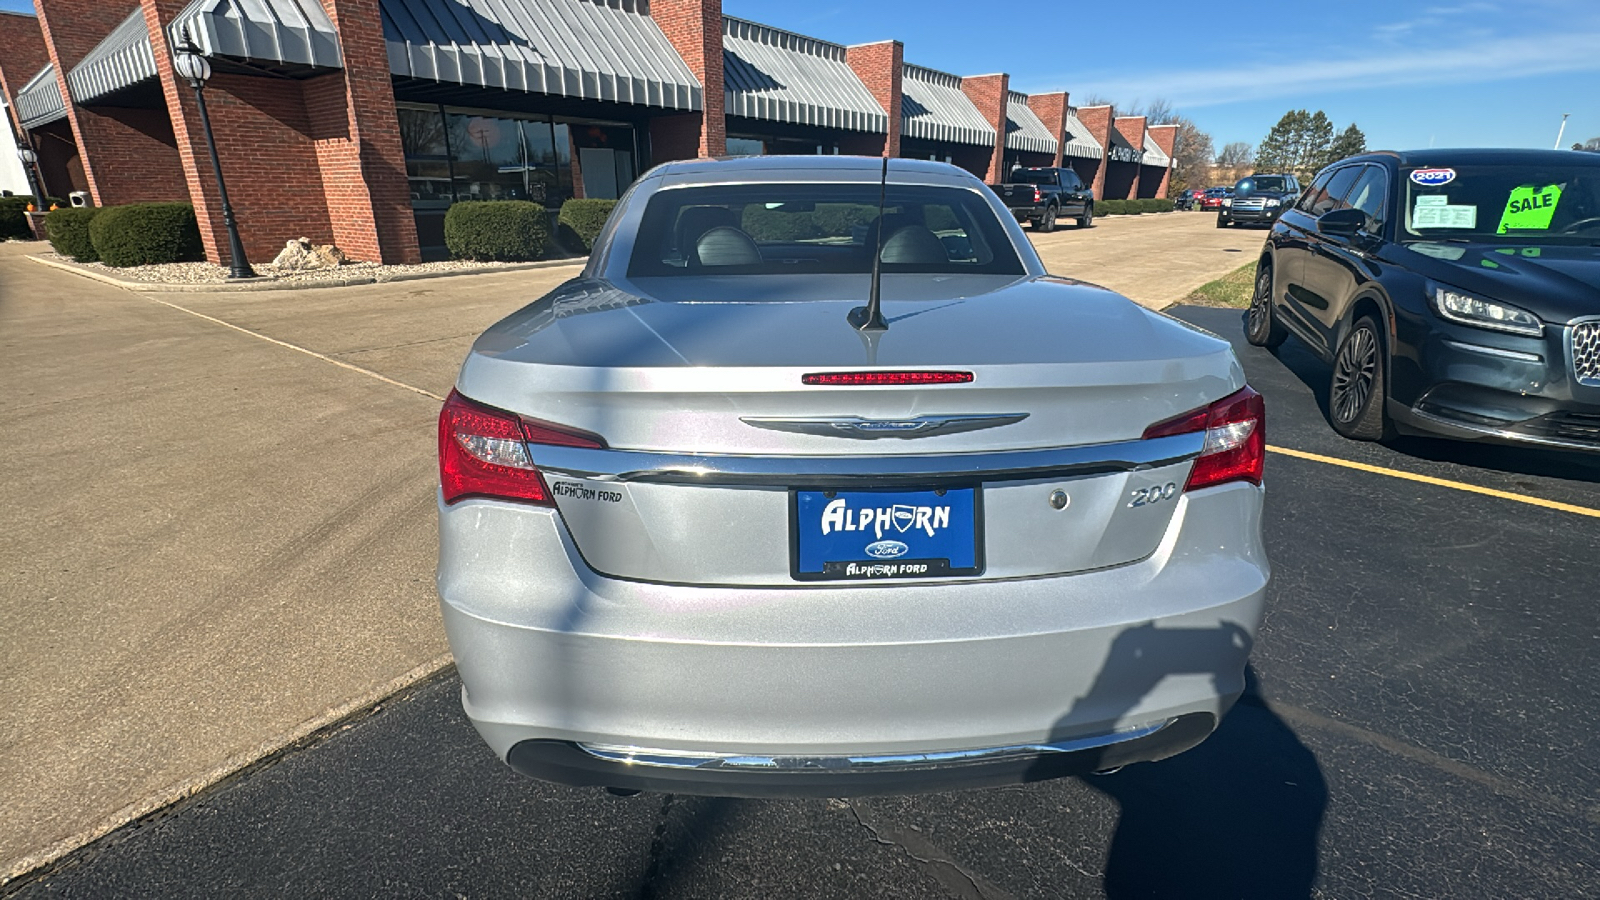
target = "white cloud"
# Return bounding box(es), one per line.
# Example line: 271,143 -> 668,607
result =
1040,29 -> 1600,109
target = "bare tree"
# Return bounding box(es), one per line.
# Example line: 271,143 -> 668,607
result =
1141,98 -> 1178,126
1216,142 -> 1254,168
1581,137 -> 1600,152
1075,94 -> 1114,109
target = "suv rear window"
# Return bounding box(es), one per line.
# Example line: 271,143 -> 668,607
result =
627,183 -> 1025,277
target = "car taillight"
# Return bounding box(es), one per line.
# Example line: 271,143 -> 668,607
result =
1033,186 -> 1043,203
438,390 -> 604,506
1141,386 -> 1265,491
803,370 -> 974,385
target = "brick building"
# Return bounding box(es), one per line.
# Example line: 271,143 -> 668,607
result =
0,0 -> 1174,264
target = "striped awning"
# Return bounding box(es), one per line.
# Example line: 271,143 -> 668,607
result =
1141,132 -> 1171,168
15,65 -> 66,129
167,0 -> 342,70
383,0 -> 701,111
1107,124 -> 1142,164
900,64 -> 994,147
68,9 -> 157,105
1061,110 -> 1102,160
1003,91 -> 1056,155
723,17 -> 884,133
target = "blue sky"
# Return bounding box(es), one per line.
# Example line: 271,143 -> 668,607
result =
5,0 -> 1595,154
728,0 -> 1598,154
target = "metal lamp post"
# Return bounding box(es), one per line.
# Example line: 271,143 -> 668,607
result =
16,144 -> 47,203
172,35 -> 256,279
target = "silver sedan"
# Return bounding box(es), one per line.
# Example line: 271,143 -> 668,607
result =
437,156 -> 1268,796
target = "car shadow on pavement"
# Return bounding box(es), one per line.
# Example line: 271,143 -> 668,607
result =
1084,667 -> 1326,900
1030,618 -> 1327,899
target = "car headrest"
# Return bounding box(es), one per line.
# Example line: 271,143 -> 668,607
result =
676,206 -> 739,255
879,225 -> 948,265
693,226 -> 763,267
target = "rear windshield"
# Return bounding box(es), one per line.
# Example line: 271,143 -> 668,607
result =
1009,169 -> 1058,185
1236,176 -> 1289,193
1401,163 -> 1600,244
627,183 -> 1025,277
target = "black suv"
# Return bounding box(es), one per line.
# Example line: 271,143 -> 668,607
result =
1249,148 -> 1600,450
1217,173 -> 1301,228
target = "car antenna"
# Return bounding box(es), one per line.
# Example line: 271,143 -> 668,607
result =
848,156 -> 891,333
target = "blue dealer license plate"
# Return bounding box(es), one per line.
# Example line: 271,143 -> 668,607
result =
793,488 -> 981,581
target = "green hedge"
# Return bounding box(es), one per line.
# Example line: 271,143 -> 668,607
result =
0,196 -> 47,240
1092,198 -> 1175,217
556,198 -> 616,253
46,207 -> 100,261
89,203 -> 203,267
445,201 -> 549,261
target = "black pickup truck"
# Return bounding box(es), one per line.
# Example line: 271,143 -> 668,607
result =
989,167 -> 1095,231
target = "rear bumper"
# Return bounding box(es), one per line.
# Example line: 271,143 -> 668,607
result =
438,482 -> 1268,794
504,713 -> 1219,798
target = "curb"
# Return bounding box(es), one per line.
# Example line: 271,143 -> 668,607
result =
0,652 -> 456,889
25,255 -> 587,293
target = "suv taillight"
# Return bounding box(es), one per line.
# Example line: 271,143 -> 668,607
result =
1141,386 -> 1265,491
438,390 -> 604,506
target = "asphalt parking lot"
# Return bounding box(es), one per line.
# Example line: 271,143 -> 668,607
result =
3,218 -> 1598,898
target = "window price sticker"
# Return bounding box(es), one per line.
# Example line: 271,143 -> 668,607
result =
1412,195 -> 1477,229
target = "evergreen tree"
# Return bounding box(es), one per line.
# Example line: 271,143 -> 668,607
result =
1324,123 -> 1367,167
1254,110 -> 1305,173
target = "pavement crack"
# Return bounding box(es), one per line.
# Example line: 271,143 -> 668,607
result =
847,802 -> 1017,900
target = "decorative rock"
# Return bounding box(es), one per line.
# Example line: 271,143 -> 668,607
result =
271,237 -> 347,271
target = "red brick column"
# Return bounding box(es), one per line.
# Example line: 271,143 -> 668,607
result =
140,0 -> 418,266
1147,123 -> 1177,199
1026,92 -> 1068,168
1077,104 -> 1112,199
0,12 -> 49,143
32,0 -> 188,207
1113,115 -> 1146,200
958,73 -> 1007,184
312,0 -> 420,263
845,40 -> 901,158
649,0 -> 724,160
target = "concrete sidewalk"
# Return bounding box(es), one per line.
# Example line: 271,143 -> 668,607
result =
1027,211 -> 1265,308
0,212 -> 1249,882
0,243 -> 581,881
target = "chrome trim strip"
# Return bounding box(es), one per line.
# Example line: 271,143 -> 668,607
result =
1409,407 -> 1600,452
579,719 -> 1174,771
740,413 -> 1029,440
1441,339 -> 1543,363
1568,317 -> 1600,387
530,431 -> 1203,487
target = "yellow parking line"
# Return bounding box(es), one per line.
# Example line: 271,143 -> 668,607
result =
1267,445 -> 1600,519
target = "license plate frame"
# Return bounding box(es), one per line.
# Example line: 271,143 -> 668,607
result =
789,486 -> 984,582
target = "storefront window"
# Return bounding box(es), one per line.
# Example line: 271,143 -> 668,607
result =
448,113 -> 529,203
726,137 -> 765,157
567,122 -> 635,200
398,106 -> 452,206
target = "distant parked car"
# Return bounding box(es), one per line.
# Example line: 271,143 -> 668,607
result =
989,166 -> 1096,231
1174,188 -> 1205,211
1201,187 -> 1231,211
439,155 -> 1268,798
1251,148 -> 1600,450
1217,174 -> 1302,228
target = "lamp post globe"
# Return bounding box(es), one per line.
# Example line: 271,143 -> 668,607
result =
16,146 -> 37,165
172,45 -> 210,87
173,34 -> 255,279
